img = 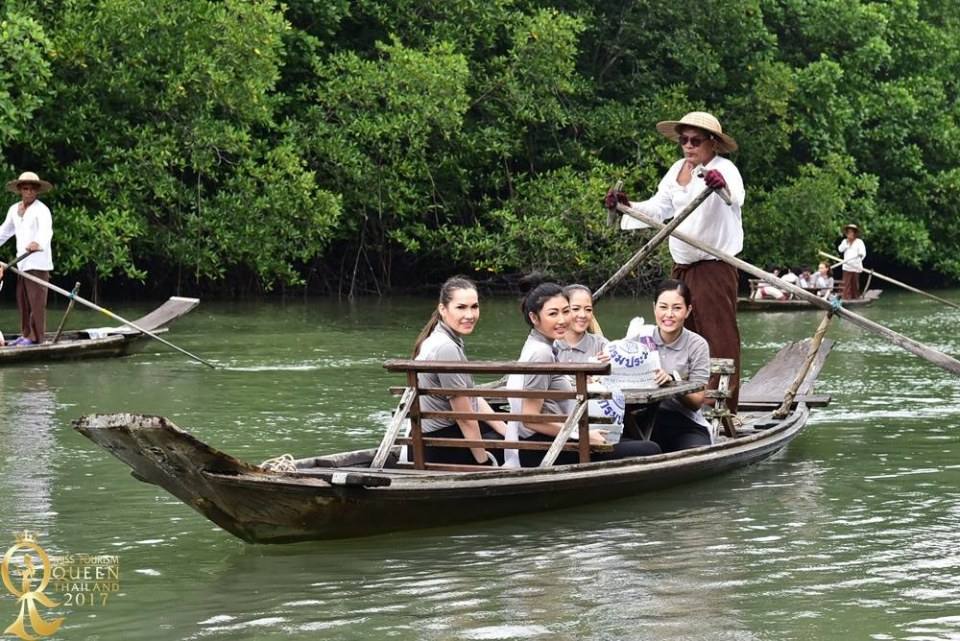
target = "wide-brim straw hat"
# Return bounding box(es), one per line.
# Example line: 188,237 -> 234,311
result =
5,171 -> 53,194
655,111 -> 738,153
843,223 -> 860,235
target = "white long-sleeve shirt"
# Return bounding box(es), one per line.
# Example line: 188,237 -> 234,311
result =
0,200 -> 54,271
620,155 -> 745,265
837,238 -> 866,272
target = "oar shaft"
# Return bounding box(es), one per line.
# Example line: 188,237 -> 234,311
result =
0,262 -> 217,368
618,204 -> 960,375
52,282 -> 81,344
819,251 -> 960,310
594,186 -> 718,300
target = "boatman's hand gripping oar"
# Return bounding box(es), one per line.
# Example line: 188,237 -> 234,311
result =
0,249 -> 36,292
594,176 -> 731,302
0,257 -> 218,369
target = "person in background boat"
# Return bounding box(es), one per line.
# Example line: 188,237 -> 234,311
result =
412,276 -> 507,466
647,280 -> 712,452
555,284 -> 609,366
754,265 -> 786,300
838,223 -> 866,300
798,266 -> 814,289
506,282 -> 661,467
607,111 -> 744,413
0,172 -> 54,346
811,262 -> 834,298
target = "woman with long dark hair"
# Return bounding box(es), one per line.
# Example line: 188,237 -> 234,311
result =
412,276 -> 506,465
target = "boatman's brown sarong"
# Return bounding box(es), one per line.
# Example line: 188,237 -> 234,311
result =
672,260 -> 741,413
841,271 -> 861,300
17,269 -> 49,343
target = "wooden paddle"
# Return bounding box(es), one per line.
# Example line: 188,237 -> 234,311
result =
819,250 -> 960,311
0,250 -> 34,292
594,183 -> 726,301
0,260 -> 217,368
52,282 -> 81,344
617,203 -> 960,375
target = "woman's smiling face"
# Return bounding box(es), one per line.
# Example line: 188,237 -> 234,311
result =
439,288 -> 479,336
530,295 -> 570,340
567,289 -> 594,336
654,289 -> 690,340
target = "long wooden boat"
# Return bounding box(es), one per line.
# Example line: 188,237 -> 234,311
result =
1,296 -> 199,364
739,288 -> 882,311
74,339 -> 833,543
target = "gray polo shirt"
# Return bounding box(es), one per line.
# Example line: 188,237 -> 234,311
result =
556,332 -> 609,364
507,330 -> 573,438
652,327 -> 710,427
415,322 -> 476,433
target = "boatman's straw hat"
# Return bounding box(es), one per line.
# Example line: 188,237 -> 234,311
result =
843,223 -> 860,235
655,111 -> 738,153
5,171 -> 53,194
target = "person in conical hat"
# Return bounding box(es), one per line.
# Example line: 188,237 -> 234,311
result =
0,171 -> 55,346
604,111 -> 745,412
837,223 -> 866,300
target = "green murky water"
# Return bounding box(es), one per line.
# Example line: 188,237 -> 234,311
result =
1,289 -> 959,640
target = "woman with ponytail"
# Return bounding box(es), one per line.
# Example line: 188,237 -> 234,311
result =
412,276 -> 506,466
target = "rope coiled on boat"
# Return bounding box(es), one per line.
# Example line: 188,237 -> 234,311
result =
259,453 -> 298,472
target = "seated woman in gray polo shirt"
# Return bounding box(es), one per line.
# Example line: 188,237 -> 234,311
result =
506,282 -> 661,467
412,276 -> 507,466
646,279 -> 712,452
555,284 -> 609,366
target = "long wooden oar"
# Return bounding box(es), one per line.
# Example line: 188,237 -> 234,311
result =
52,281 -> 81,344
819,250 -> 960,310
0,261 -> 217,368
594,184 -> 724,300
617,204 -> 960,375
0,250 -> 34,292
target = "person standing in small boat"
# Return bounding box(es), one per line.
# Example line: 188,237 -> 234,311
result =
555,284 -> 609,366
0,172 -> 54,346
647,280 -> 712,452
506,282 -> 660,467
607,111 -> 744,414
412,276 -> 507,466
837,223 -> 866,300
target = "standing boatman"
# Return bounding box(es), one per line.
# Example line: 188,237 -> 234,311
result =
0,171 -> 54,346
605,112 -> 745,413
837,223 -> 866,300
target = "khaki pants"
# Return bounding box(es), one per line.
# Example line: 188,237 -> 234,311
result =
17,270 -> 49,343
672,260 -> 741,413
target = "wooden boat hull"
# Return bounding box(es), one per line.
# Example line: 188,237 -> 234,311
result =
1,296 -> 198,365
738,288 -> 881,311
73,408 -> 809,543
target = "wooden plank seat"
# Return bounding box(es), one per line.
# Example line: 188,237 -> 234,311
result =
378,359 -> 613,471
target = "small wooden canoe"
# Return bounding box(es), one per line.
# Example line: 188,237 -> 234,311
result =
73,339 -> 833,543
1,296 -> 199,365
739,289 -> 882,311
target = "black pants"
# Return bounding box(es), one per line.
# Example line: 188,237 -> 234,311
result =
518,432 -> 661,467
422,422 -> 504,465
649,410 -> 711,453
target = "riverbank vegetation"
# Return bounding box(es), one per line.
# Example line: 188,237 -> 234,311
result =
2,0 -> 958,296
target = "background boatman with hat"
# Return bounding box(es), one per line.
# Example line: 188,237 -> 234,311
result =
0,171 -> 55,346
837,223 -> 866,300
606,111 -> 746,413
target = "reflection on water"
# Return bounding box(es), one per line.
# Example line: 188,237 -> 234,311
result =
1,291 -> 959,640
0,368 -> 58,534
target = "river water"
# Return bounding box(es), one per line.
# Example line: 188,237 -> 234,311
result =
1,290 -> 959,641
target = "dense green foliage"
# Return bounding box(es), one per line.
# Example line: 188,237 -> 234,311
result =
2,0 -> 958,295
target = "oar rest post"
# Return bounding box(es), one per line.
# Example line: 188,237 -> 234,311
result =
379,359 -> 611,471
703,358 -> 736,440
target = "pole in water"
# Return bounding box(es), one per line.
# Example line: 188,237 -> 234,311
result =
0,261 -> 218,369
